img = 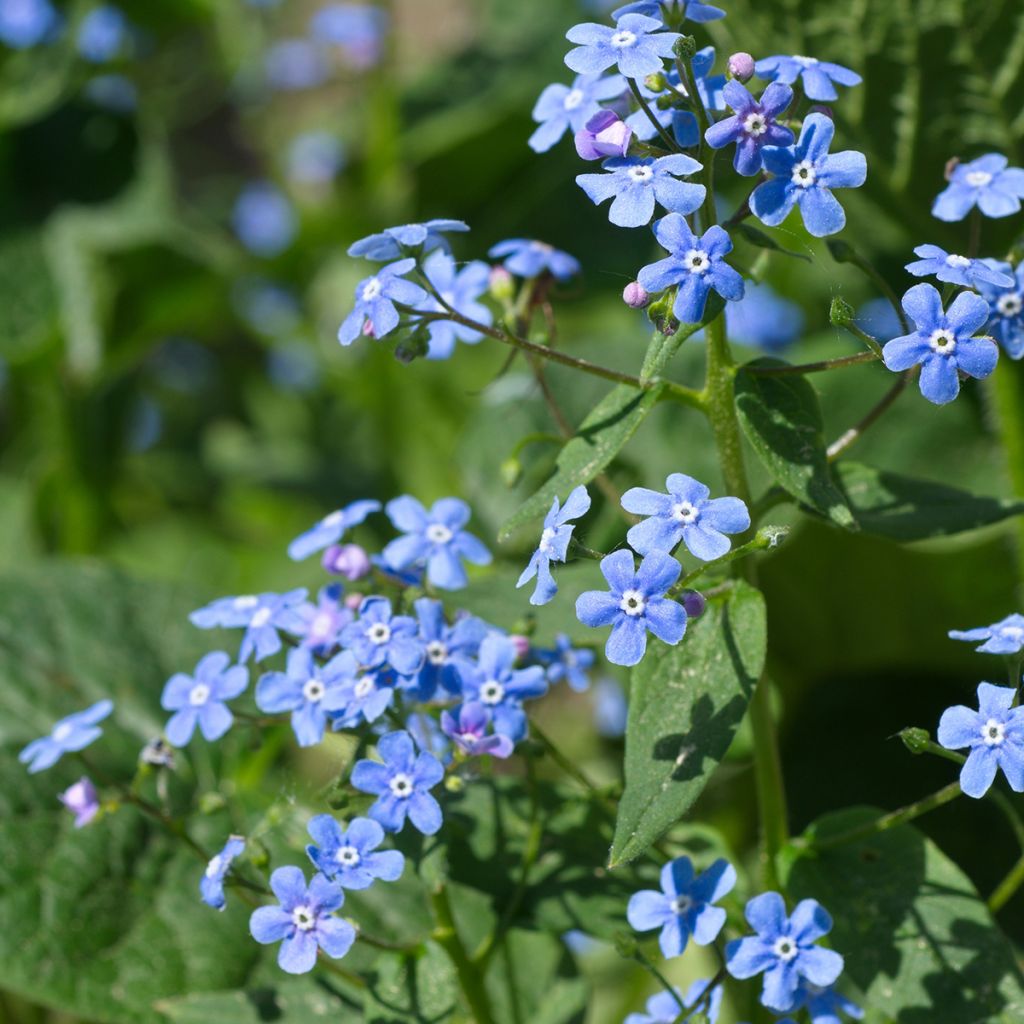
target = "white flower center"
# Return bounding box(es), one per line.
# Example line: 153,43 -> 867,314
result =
250,607 -> 272,628
425,523 -> 453,544
684,249 -> 710,275
670,895 -> 693,915
354,676 -> 375,699
426,640 -> 448,665
310,612 -> 335,638
302,678 -> 325,703
233,595 -> 258,610
336,844 -> 361,866
794,55 -> 819,66
1002,625 -> 1024,641
997,293 -> 1023,317
791,160 -> 817,187
361,278 -> 382,302
966,170 -> 993,188
610,29 -> 638,48
620,589 -> 647,616
459,730 -> 479,746
204,855 -> 222,878
982,718 -> 1006,746
672,500 -> 700,524
389,772 -> 414,798
539,526 -> 558,554
928,328 -> 957,354
189,683 -> 211,706
52,722 -> 73,743
743,112 -> 767,137
480,680 -> 506,705
530,241 -> 553,253
628,164 -> 654,182
291,905 -> 316,931
945,254 -> 971,269
323,510 -> 344,527
367,622 -> 391,645
773,936 -> 798,961
563,88 -> 585,111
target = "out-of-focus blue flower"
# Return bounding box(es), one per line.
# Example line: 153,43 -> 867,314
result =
161,652 -> 248,746
0,0 -> 59,49
792,980 -> 864,1024
268,342 -> 320,393
127,397 -> 162,453
950,613 -> 1024,654
349,220 -> 469,261
83,73 -> 136,111
323,543 -> 372,581
340,596 -> 424,675
201,836 -> 245,910
488,239 -> 581,281
593,677 -> 628,737
59,776 -> 101,827
577,154 -> 705,228
289,499 -> 380,561
287,131 -> 345,186
288,584 -> 353,654
565,13 -> 680,79
856,297 -> 902,342
189,589 -> 308,663
755,55 -> 861,102
905,245 -> 1013,290
881,283 -> 998,405
624,979 -> 724,1024
529,72 -> 626,153
337,258 -> 429,345
705,81 -> 794,176
414,598 -> 488,698
232,277 -> 301,338
613,0 -> 724,22
419,250 -> 492,360
264,38 -> 330,91
517,485 -> 591,606
932,154 -> 1024,222
541,633 -> 596,692
441,702 -> 515,758
977,261 -> 1024,359
725,282 -> 804,352
306,814 -> 404,889
233,183 -> 297,257
77,6 -> 126,62
19,699 -> 114,773
309,3 -> 387,69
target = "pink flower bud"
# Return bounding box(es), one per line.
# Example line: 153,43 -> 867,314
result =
361,319 -> 375,338
509,634 -> 531,661
344,591 -> 365,611
575,110 -> 633,161
60,777 -> 100,828
489,265 -> 514,301
727,52 -> 755,82
322,543 -> 372,581
622,281 -> 650,309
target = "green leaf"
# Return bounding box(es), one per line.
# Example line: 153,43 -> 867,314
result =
837,461 -> 1024,540
788,807 -> 1024,1024
735,359 -> 856,529
362,942 -> 459,1023
0,231 -> 57,363
609,581 -> 767,867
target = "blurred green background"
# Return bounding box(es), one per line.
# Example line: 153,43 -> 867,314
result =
2,0 -> 1024,1020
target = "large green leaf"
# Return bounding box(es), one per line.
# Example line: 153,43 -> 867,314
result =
788,807 -> 1024,1024
609,581 -> 767,867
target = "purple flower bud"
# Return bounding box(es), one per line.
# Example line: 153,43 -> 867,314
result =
509,634 -> 531,661
623,281 -> 650,309
681,590 -> 707,619
574,110 -> 632,161
727,51 -> 755,82
808,104 -> 834,119
60,777 -> 100,828
321,543 -> 372,581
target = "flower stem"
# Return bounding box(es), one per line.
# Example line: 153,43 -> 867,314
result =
634,948 -> 688,1014
628,78 -> 681,154
826,373 -> 910,461
430,883 -> 497,1024
745,351 -> 879,376
989,851 -> 1024,913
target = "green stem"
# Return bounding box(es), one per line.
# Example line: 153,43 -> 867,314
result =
430,884 -> 497,1024
989,852 -> 1024,913
634,949 -> 688,1014
826,373 -> 910,461
674,526 -> 790,590
529,719 -> 617,818
837,320 -> 884,357
746,351 -> 879,376
628,78 -> 681,154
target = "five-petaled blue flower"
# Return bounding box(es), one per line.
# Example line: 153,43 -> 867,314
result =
232,183 -> 296,257
938,683 -> 1024,798
340,596 -> 424,675
489,239 -> 581,280
414,598 -> 488,698
905,245 -> 1014,291
381,495 -> 492,590
704,80 -> 794,176
624,979 -> 724,1024
290,584 -> 354,655
637,215 -> 744,324
419,250 -> 493,360
327,664 -> 404,727
529,72 -> 626,153
161,651 -> 248,746
565,14 -> 680,81
348,219 -> 469,261
201,835 -> 246,911
755,55 -> 861,102
190,589 -> 308,663
613,0 -> 724,22
440,701 -> 516,759
881,284 -> 998,405
751,113 -> 867,237
792,980 -> 864,1024
622,473 -> 750,560
726,892 -> 844,1013
932,154 -> 1024,222
627,856 -> 736,958
288,499 -> 380,560
577,154 -> 705,228
542,633 -> 596,692
517,485 -> 591,606
0,0 -> 59,49
576,549 -> 686,666
337,258 -> 429,346
950,613 -> 1024,655
250,866 -> 354,974
305,814 -> 405,889
976,260 -> 1024,359
77,5 -> 127,62
19,699 -> 114,773
350,730 -> 445,835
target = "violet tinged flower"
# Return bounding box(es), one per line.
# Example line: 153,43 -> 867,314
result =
725,281 -> 804,352
623,473 -> 750,560
59,777 -> 100,828
704,80 -> 794,176
287,131 -> 345,186
489,239 -> 581,281
637,215 -> 745,324
290,584 -> 354,655
517,485 -> 591,605
576,549 -> 687,667
792,980 -> 864,1024
626,50 -> 725,147
932,154 -> 1024,222
726,893 -> 844,1013
627,856 -> 736,958
189,589 -> 308,663
323,543 -> 372,580
264,39 -> 330,91
250,866 -> 354,974
565,14 -> 681,81
577,154 -> 705,228
440,702 -> 515,759
19,700 -> 114,773
337,258 -> 429,346
306,814 -> 404,889
455,634 -> 548,742
77,5 -> 126,62
881,284 -> 998,405
905,245 -> 1013,290
0,0 -> 58,49
977,261 -> 1024,359
414,598 -> 488,698
348,219 -> 469,261
339,596 -> 424,675
310,3 -> 387,69
161,652 -> 248,746
950,613 -> 1024,655
201,835 -> 245,910
232,183 -> 297,257
324,664 -> 402,728
541,633 -> 596,692
381,495 -> 492,590
755,55 -> 861,102
529,72 -> 627,153
624,281 -> 650,308
288,498 -> 380,561
625,979 -> 724,1024
938,683 -> 1024,798
575,109 -> 634,160
419,250 -> 493,360
350,730 -> 445,834
750,113 -> 866,237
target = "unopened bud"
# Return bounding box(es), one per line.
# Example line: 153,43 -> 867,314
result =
322,543 -> 371,581
575,110 -> 632,161
681,590 -> 707,618
489,265 -> 514,301
899,727 -> 931,755
829,296 -> 855,326
673,35 -> 696,61
500,456 -> 522,488
622,281 -> 650,309
344,592 -> 364,611
509,634 -> 531,661
644,71 -> 667,92
727,51 -> 755,82
361,319 -> 375,338
394,327 -> 430,364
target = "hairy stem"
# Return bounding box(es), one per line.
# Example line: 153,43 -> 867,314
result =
628,78 -> 681,154
746,351 -> 879,376
431,883 -> 497,1024
827,373 -> 909,461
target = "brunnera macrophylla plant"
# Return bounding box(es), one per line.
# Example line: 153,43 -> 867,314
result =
20,2 -> 1024,1022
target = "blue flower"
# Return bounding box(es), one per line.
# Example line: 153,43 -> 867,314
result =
905,244 -> 1014,290
350,730 -> 445,834
348,220 -> 469,261
406,711 -> 452,763
77,5 -> 126,62
488,239 -> 581,280
60,776 -> 101,828
529,72 -> 626,153
287,131 -> 345,186
414,598 -> 488,698
250,866 -> 354,974
754,55 -> 861,102
577,154 -> 705,228
704,81 -> 794,176
325,664 -> 402,728
725,282 -> 804,352
622,473 -> 750,559
576,549 -> 686,667
593,677 -> 628,737
455,633 -> 548,741
288,499 -> 381,560
613,0 -> 724,22
381,495 -> 492,590
0,0 -> 58,49
950,613 -> 1024,654
264,39 -> 330,90
83,73 -> 137,112
932,154 -> 1024,222
309,3 -> 387,68
419,250 -> 493,360
339,596 -> 424,675
624,979 -> 724,1024
541,633 -> 596,692
565,14 -> 680,81
750,113 -> 867,237
189,589 -> 308,662
440,702 -> 516,759
976,261 -> 1024,359
161,652 -> 248,746
637,215 -> 744,324
517,485 -> 591,606
337,258 -> 429,346
881,284 -> 998,405
201,836 -> 246,911
726,893 -> 844,1013
232,183 -> 297,257
938,683 -> 1024,798
305,814 -> 404,889
289,584 -> 354,654
792,980 -> 864,1024
626,856 -> 736,958
19,699 -> 114,773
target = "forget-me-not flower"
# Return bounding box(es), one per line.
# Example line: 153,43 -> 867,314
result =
289,584 -> 353,654
881,283 -> 998,405
593,677 -> 628,737
577,154 -> 705,227
161,652 -> 248,746
419,250 -> 493,360
950,613 -> 1024,654
932,154 -> 1024,222
613,0 -> 724,20
19,700 -> 114,773
542,633 -> 596,692
413,598 -> 488,698
440,702 -> 516,759
232,183 -> 296,257
264,39 -> 330,91
575,109 -> 633,160
337,258 -> 429,346
755,55 -> 861,102
305,814 -> 404,889
310,3 -> 387,69
725,281 -> 804,352
348,220 -> 469,261
704,81 -> 794,176
60,776 -> 101,827
529,72 -> 626,153
938,683 -> 1024,798
287,131 -> 345,186
288,498 -> 380,561
977,260 -> 1024,359
0,0 -> 58,49
489,239 -> 581,280
190,589 -> 307,663
624,979 -> 724,1024
576,549 -> 686,666
201,835 -> 246,910
565,14 -> 680,81
77,5 -> 126,62
792,980 -> 864,1024
905,244 -> 1014,290
326,665 -> 402,727
627,856 -> 736,958
517,485 -> 591,606
340,596 -> 423,674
